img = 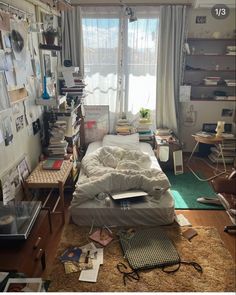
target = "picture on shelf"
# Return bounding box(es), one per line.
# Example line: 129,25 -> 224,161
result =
195,16 -> 206,24
221,108 -> 233,117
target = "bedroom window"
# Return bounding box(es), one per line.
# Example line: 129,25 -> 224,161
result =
81,6 -> 159,126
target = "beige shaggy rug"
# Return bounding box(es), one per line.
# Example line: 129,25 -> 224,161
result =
47,224 -> 235,292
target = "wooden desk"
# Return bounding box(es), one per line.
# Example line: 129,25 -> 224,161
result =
187,135 -> 226,181
25,160 -> 73,225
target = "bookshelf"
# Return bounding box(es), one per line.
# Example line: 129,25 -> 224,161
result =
184,38 -> 236,101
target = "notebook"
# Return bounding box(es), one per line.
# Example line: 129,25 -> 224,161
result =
42,159 -> 63,170
111,190 -> 148,200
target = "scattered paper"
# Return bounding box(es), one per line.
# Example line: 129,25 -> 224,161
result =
79,259 -> 101,283
0,128 -> 4,144
0,272 -> 9,283
180,85 -> 191,102
175,214 -> 192,227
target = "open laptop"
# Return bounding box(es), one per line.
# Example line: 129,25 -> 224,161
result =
110,190 -> 148,201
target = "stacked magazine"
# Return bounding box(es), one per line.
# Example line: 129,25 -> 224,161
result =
47,120 -> 68,159
208,135 -> 236,164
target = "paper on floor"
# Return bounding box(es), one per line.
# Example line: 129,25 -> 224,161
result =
175,214 -> 192,226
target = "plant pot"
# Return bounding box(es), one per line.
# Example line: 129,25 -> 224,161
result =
43,32 -> 57,45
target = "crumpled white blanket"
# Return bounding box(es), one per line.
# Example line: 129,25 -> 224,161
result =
71,146 -> 170,206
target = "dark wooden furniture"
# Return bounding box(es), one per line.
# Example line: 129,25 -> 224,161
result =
0,210 -> 51,277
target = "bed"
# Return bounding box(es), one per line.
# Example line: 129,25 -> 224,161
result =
70,134 -> 175,227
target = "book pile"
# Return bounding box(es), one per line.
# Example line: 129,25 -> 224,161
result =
208,135 -> 236,164
116,118 -> 135,135
203,76 -> 220,86
59,77 -> 86,99
224,79 -> 236,86
226,46 -> 236,55
47,120 -> 68,159
137,119 -> 153,141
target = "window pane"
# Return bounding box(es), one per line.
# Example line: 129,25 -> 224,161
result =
127,18 -> 159,115
82,18 -> 119,113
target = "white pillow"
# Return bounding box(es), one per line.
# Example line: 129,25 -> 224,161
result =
102,133 -> 140,150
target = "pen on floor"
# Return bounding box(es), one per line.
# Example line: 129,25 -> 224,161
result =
85,250 -> 90,263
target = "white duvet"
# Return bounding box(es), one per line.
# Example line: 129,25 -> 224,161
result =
71,146 -> 170,205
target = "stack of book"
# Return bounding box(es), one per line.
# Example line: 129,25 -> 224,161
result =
59,77 -> 86,99
208,135 -> 236,164
137,119 -> 153,141
226,46 -> 236,55
116,118 -> 135,135
47,120 -> 68,159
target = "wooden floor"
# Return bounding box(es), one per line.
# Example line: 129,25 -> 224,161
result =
42,155 -> 236,278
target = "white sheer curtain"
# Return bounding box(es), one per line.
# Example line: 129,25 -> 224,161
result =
81,6 -> 159,130
125,8 -> 159,126
81,7 -> 121,131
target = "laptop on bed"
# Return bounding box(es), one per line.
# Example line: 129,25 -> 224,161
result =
111,190 -> 148,201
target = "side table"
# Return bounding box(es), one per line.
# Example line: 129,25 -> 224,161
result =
187,135 -> 226,181
154,134 -> 182,171
25,160 -> 73,225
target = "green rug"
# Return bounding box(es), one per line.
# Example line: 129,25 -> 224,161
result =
166,172 -> 224,210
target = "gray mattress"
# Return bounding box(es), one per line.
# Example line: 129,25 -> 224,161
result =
70,141 -> 175,227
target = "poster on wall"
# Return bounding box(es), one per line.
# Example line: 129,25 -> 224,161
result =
1,115 -> 13,146
15,115 -> 24,132
17,157 -> 30,181
1,167 -> 21,205
84,105 -> 110,144
0,11 -> 10,31
0,71 -> 10,111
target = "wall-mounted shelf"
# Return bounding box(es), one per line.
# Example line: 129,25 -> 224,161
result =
187,38 -> 235,41
191,98 -> 236,101
39,43 -> 62,51
185,69 -> 235,72
184,38 -> 235,101
35,95 -> 66,107
187,54 -> 235,57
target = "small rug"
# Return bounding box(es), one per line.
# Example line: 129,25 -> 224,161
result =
47,224 -> 235,292
166,172 -> 224,210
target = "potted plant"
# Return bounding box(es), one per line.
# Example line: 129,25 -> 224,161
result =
139,107 -> 151,123
42,26 -> 58,45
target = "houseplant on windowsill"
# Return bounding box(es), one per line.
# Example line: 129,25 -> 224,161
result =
139,107 -> 151,123
42,26 -> 58,45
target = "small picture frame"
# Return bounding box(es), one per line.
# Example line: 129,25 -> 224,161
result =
3,278 -> 42,292
196,16 -> 207,24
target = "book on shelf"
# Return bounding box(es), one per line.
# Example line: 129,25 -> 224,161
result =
208,153 -> 234,164
42,159 -> 64,170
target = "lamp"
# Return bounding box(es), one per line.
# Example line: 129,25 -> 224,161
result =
125,7 -> 137,23
120,0 -> 137,23
215,121 -> 225,137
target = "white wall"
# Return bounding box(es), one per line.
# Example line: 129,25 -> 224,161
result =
180,7 -> 236,151
0,0 -> 42,178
